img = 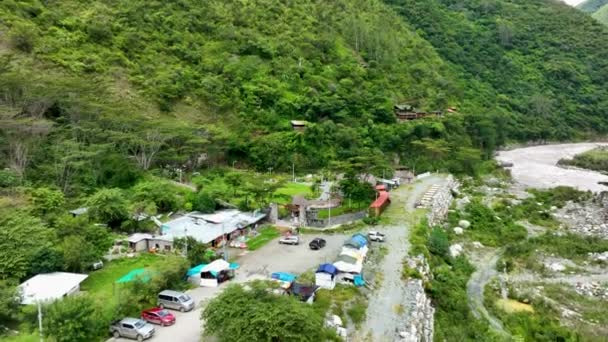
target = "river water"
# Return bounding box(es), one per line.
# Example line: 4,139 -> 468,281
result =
496,143 -> 608,193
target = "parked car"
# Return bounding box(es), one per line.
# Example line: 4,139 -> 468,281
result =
141,307 -> 176,326
109,318 -> 154,341
91,260 -> 104,270
309,238 -> 326,250
157,290 -> 195,312
368,231 -> 385,242
279,235 -> 300,245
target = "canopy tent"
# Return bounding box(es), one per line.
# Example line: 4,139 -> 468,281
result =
343,237 -> 365,249
335,254 -> 358,265
271,272 -> 297,283
116,268 -> 151,284
351,233 -> 369,245
333,261 -> 363,274
186,264 -> 208,277
316,263 -> 338,275
199,259 -> 239,277
351,234 -> 368,247
339,247 -> 366,260
289,283 -> 319,303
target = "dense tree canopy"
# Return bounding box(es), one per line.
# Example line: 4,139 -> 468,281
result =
202,282 -> 331,342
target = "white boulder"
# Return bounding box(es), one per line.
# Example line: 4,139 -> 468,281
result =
449,244 -> 464,258
458,220 -> 471,229
453,227 -> 464,235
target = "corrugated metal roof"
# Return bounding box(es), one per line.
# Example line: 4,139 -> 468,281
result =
161,210 -> 266,244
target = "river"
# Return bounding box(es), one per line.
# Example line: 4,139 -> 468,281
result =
496,142 -> 608,193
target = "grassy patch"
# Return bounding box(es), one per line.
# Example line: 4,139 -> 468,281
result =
316,201 -> 367,219
274,182 -> 312,197
501,232 -> 608,272
313,285 -> 368,328
558,147 -> 608,173
80,253 -> 165,303
246,226 -> 280,251
484,281 -> 579,341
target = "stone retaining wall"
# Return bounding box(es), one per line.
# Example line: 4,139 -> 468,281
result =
426,175 -> 459,226
306,210 -> 367,228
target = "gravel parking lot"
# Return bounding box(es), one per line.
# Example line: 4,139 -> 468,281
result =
111,233 -> 348,342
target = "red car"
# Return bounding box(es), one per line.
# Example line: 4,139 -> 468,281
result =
141,307 -> 176,326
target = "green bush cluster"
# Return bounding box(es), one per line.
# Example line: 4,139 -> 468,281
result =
559,147 -> 608,173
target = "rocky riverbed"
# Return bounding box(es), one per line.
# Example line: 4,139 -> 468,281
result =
497,143 -> 608,193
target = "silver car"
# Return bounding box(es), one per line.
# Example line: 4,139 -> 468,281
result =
110,318 -> 154,341
279,235 -> 300,245
157,290 -> 195,312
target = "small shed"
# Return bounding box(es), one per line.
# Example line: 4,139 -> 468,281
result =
19,272 -> 88,305
290,120 -> 309,132
315,264 -> 338,290
127,233 -> 173,252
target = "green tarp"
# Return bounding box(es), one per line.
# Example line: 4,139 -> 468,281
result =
116,268 -> 151,283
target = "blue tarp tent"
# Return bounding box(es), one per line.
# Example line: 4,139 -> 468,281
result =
344,237 -> 364,249
351,234 -> 368,247
316,263 -> 338,275
271,272 -> 297,283
352,233 -> 369,245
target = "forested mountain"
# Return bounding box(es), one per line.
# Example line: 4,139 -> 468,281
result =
576,0 -> 608,13
593,4 -> 608,24
1,0 -> 608,196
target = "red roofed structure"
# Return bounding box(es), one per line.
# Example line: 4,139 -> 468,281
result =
369,190 -> 390,217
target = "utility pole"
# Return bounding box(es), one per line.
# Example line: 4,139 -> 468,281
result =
292,163 -> 295,182
222,223 -> 228,261
184,228 -> 188,257
268,167 -> 273,175
328,189 -> 331,227
38,301 -> 43,342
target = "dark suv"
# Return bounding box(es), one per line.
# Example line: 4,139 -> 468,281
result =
309,238 -> 326,250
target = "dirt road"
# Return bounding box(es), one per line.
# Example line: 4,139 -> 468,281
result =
496,143 -> 608,192
360,175 -> 447,341
111,234 -> 348,342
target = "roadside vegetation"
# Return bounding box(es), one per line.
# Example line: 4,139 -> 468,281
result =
202,281 -> 339,342
246,226 -> 281,251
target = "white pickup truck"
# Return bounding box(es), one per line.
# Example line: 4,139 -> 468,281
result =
368,231 -> 385,242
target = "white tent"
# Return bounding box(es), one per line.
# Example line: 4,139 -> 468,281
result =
199,259 -> 233,287
201,259 -> 230,273
332,261 -> 363,274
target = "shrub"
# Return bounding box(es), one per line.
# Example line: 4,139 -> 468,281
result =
428,227 -> 449,258
0,169 -> 20,187
192,191 -> 216,213
9,22 -> 37,53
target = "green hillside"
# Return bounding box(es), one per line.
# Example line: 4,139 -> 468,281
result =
593,4 -> 608,25
0,0 -> 607,194
576,0 -> 608,13
386,0 -> 608,140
